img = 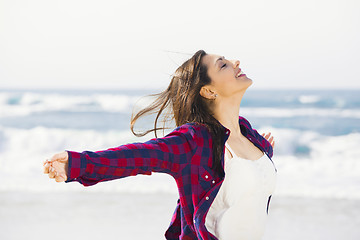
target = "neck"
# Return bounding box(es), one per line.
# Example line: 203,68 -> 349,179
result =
212,91 -> 245,137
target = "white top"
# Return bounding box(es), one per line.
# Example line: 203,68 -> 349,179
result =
205,141 -> 277,240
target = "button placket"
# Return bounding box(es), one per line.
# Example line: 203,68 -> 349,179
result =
200,168 -> 213,182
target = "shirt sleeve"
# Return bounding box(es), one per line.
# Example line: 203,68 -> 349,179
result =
64,124 -> 198,186
239,116 -> 274,158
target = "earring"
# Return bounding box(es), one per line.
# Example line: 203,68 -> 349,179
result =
214,94 -> 218,99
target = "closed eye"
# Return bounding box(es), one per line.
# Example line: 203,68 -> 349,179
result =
221,63 -> 226,69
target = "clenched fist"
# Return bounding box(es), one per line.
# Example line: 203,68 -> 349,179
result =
43,151 -> 69,182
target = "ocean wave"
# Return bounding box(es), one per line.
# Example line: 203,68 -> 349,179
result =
0,92 -> 150,117
241,107 -> 360,118
1,92 -> 360,119
0,126 -> 359,199
257,127 -> 360,199
298,95 -> 321,104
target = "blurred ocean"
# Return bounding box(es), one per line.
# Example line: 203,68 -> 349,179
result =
0,88 -> 359,200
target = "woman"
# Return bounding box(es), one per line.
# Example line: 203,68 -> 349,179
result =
43,49 -> 277,240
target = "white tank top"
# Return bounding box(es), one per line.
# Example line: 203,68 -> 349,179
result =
205,141 -> 277,240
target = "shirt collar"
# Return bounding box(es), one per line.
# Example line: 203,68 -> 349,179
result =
214,116 -> 244,136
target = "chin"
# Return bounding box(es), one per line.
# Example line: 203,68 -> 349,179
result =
236,76 -> 253,92
245,77 -> 253,88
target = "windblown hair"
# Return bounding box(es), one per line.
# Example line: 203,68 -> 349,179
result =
130,50 -> 226,175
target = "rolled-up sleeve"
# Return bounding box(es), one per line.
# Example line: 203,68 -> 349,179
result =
65,124 -> 198,186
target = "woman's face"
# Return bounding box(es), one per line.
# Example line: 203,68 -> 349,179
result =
200,53 -> 253,99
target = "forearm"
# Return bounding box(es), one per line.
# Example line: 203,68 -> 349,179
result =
64,148 -> 152,186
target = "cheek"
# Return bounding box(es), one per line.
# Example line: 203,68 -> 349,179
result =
210,71 -> 237,95
214,77 -> 235,96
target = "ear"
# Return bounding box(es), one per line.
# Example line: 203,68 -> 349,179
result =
200,86 -> 216,100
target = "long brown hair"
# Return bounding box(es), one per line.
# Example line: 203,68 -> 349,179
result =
130,49 -> 226,175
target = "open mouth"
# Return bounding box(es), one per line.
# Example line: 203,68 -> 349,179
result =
236,69 -> 246,78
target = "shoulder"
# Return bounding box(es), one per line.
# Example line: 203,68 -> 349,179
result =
239,115 -> 253,129
172,122 -> 209,132
174,122 -> 211,136
239,115 -> 274,157
170,122 -> 212,144
239,115 -> 259,138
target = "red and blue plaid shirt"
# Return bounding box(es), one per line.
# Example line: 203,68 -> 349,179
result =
65,116 -> 276,240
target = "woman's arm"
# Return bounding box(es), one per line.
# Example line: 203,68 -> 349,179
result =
44,124 -> 199,186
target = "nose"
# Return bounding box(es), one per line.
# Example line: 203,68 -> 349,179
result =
232,60 -> 240,68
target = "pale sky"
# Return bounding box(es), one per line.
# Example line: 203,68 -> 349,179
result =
0,0 -> 359,90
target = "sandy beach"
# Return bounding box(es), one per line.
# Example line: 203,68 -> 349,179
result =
1,191 -> 359,240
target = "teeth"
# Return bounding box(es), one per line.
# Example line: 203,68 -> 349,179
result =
236,70 -> 244,77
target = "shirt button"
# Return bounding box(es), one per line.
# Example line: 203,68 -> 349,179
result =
226,130 -> 229,134
205,196 -> 209,200
205,175 -> 208,179
212,180 -> 215,184
193,219 -> 196,223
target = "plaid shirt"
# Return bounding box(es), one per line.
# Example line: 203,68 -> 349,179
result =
65,116 -> 276,240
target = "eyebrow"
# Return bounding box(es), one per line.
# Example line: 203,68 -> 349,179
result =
215,56 -> 225,68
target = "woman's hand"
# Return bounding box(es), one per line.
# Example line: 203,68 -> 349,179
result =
262,132 -> 275,149
43,151 -> 69,182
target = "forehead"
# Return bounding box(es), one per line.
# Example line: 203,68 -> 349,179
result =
202,53 -> 223,70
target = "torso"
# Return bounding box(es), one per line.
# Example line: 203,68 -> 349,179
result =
204,138 -> 277,240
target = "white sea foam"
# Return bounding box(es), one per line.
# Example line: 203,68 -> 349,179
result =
1,92 -> 360,119
0,92 -> 146,117
0,125 -> 359,199
298,95 -> 321,104
0,125 -> 177,193
241,107 -> 360,118
257,126 -> 360,200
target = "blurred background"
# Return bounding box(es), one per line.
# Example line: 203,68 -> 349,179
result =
0,0 -> 359,239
